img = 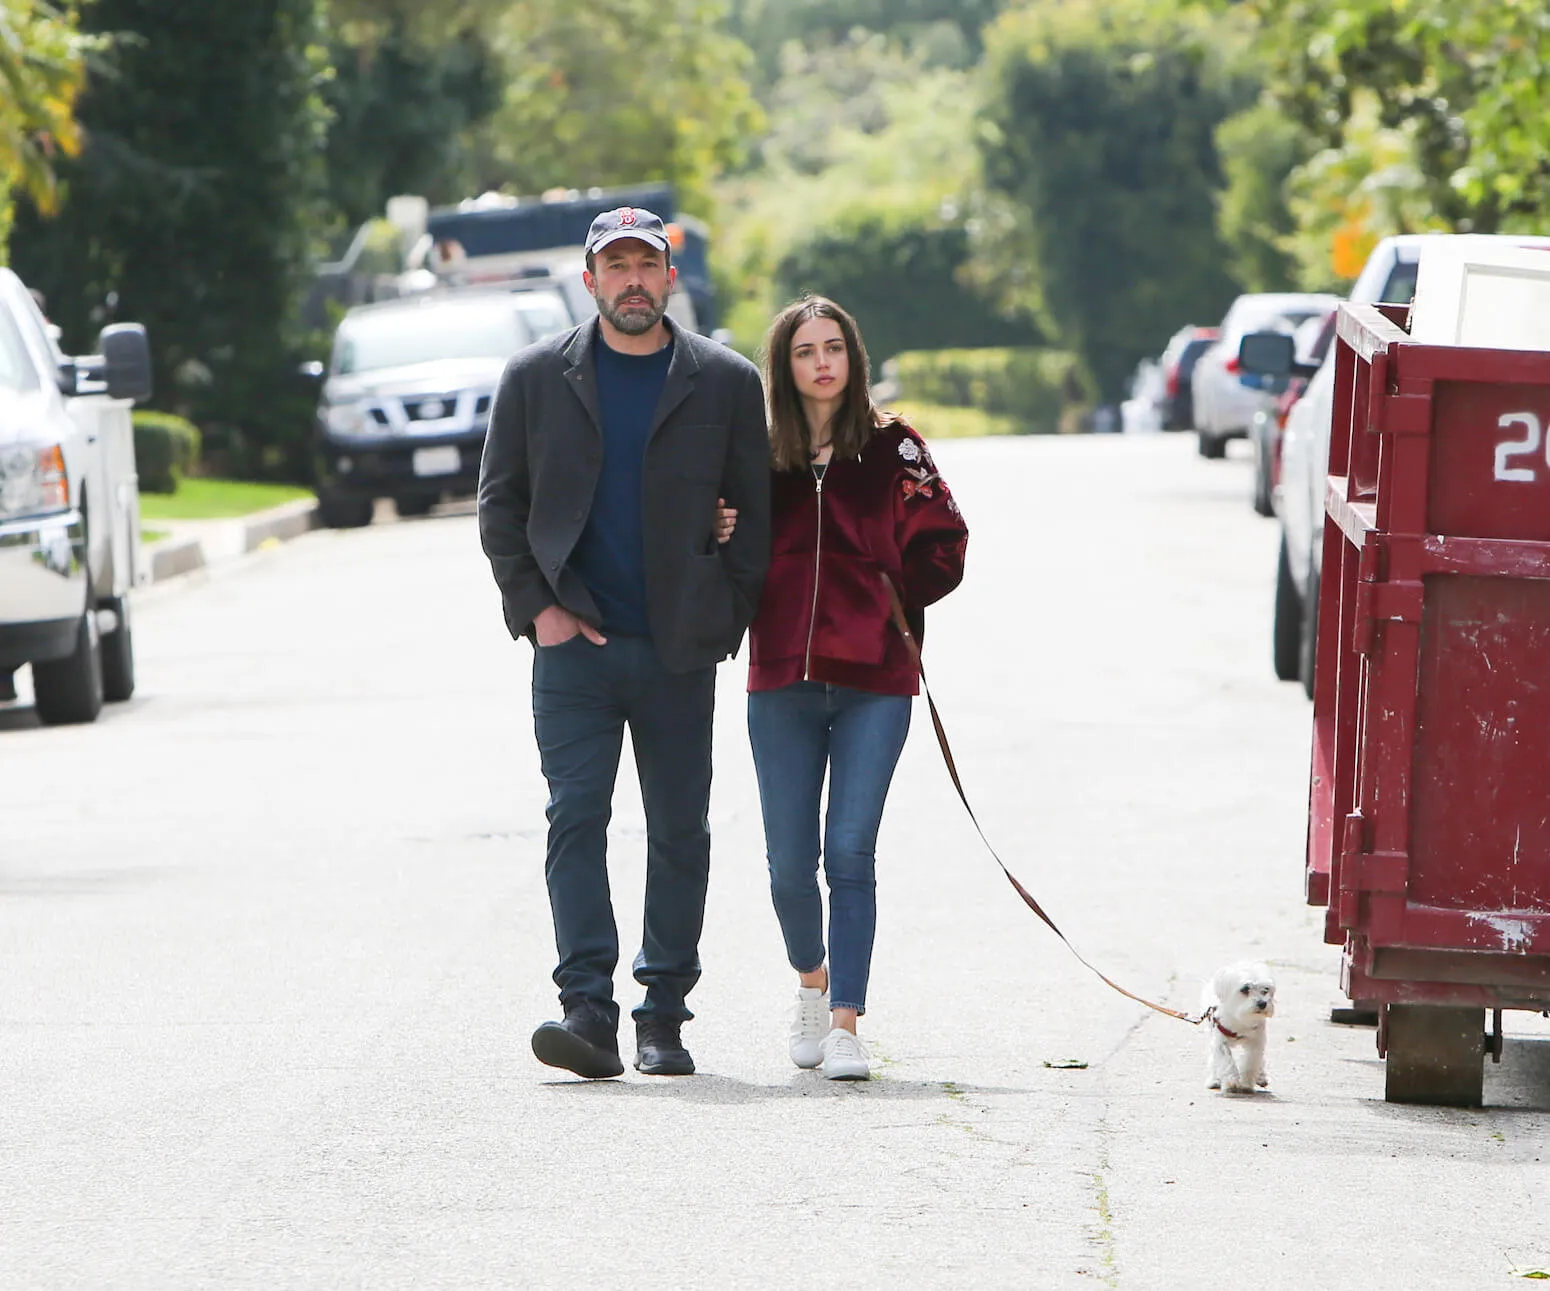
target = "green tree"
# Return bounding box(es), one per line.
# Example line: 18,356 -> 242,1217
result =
0,0 -> 89,250
468,0 -> 763,217
1213,102 -> 1307,293
10,0 -> 333,478
324,21 -> 502,226
730,0 -> 1004,83
973,0 -> 1250,400
716,28 -> 1027,356
1234,0 -> 1550,248
774,207 -> 1040,364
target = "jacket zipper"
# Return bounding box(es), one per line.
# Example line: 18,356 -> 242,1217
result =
802,467 -> 825,680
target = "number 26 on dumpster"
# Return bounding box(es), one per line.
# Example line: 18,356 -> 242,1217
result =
1494,412 -> 1550,482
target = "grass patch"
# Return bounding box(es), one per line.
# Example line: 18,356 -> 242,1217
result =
884,400 -> 1022,439
141,528 -> 170,545
138,478 -> 312,521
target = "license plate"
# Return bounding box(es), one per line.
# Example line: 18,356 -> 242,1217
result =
412,445 -> 461,477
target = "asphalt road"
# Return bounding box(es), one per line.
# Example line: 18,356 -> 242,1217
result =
3,433 -> 1547,1289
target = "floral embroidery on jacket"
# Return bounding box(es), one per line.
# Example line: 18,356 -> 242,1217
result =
901,463 -> 942,501
897,438 -> 922,463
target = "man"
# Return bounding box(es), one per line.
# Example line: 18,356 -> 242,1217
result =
478,207 -> 770,1079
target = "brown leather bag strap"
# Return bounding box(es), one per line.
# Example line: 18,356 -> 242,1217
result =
883,575 -> 1201,1026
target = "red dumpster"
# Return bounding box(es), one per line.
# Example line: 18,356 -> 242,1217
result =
1307,302 -> 1550,1106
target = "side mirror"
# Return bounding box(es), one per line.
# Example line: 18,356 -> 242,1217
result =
99,323 -> 153,402
1238,331 -> 1294,378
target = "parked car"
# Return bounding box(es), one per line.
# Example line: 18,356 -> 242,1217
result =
1253,233 -> 1550,694
312,284 -> 574,528
0,268 -> 153,724
1120,358 -> 1166,434
1191,292 -> 1340,458
1156,324 -> 1218,430
1247,310 -> 1334,516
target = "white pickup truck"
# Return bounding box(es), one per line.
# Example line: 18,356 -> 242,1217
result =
1253,233 -> 1550,695
0,267 -> 153,724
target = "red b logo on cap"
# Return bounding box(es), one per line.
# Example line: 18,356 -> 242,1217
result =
619,208 -> 637,226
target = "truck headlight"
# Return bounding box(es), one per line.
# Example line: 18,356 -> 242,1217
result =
325,402 -> 370,436
0,444 -> 68,519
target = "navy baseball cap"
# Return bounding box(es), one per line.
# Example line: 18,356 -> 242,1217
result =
585,206 -> 670,255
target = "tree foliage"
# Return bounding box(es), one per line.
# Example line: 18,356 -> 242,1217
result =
10,0 -> 333,477
324,22 -> 501,226
716,27 -> 1031,358
775,209 -> 1039,365
0,0 -> 90,248
469,0 -> 762,217
1229,0 -> 1550,287
730,0 -> 1001,83
974,0 -> 1249,400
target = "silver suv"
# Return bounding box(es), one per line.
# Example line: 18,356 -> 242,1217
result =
312,285 -> 573,527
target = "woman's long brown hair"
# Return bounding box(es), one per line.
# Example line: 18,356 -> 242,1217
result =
763,295 -> 897,471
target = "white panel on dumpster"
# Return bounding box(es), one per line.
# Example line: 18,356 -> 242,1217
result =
1409,239 -> 1550,348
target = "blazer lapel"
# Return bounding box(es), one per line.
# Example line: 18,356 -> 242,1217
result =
648,319 -> 701,441
562,320 -> 604,435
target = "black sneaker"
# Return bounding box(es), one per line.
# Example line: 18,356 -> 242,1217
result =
531,1005 -> 624,1079
634,1017 -> 695,1076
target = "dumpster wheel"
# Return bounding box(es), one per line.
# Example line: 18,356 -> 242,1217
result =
1380,1004 -> 1484,1107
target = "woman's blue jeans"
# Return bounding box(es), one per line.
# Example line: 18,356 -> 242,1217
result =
747,682 -> 912,1014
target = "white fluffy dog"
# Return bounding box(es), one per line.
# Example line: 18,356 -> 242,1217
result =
1202,962 -> 1276,1093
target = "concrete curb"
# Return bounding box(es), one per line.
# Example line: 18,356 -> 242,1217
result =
147,536 -> 206,583
240,497 -> 320,554
143,497 -> 320,586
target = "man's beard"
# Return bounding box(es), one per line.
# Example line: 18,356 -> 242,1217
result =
597,285 -> 669,335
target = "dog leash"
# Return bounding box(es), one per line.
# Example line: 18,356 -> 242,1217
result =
883,576 -> 1204,1027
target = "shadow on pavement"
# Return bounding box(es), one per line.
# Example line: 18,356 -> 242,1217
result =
538,1073 -> 1037,1103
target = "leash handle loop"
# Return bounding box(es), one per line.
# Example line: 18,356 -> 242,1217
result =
883,575 -> 1202,1027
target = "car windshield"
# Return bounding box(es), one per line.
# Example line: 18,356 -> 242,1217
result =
510,290 -> 572,341
1382,262 -> 1419,306
332,297 -> 536,376
1223,297 -> 1333,342
0,306 -> 39,393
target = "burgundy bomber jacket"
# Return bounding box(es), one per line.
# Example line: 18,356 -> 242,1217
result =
747,419 -> 969,696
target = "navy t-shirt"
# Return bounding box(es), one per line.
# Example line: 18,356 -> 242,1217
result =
570,336 -> 673,636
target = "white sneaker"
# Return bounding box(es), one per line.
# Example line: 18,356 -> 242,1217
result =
789,987 -> 828,1068
820,1027 -> 871,1080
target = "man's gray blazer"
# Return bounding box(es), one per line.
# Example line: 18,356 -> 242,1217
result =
478,316 -> 772,673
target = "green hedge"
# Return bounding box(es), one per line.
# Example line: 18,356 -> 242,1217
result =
890,347 -> 1097,435
885,401 -> 1020,440
132,411 -> 202,494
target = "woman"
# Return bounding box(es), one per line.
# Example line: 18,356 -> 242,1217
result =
742,296 -> 968,1080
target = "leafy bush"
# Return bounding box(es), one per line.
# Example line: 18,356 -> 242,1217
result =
132,411 -> 202,494
891,347 -> 1096,434
772,209 -> 1042,365
884,400 -> 1019,440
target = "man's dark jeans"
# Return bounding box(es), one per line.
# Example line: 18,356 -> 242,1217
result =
531,633 -> 715,1028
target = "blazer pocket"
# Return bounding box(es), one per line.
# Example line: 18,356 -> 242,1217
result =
678,551 -> 737,644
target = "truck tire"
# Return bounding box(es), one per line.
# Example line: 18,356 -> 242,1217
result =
100,595 -> 135,702
33,605 -> 104,725
1251,435 -> 1275,516
1197,430 -> 1226,459
1299,565 -> 1320,700
1273,536 -> 1302,682
319,492 -> 374,529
